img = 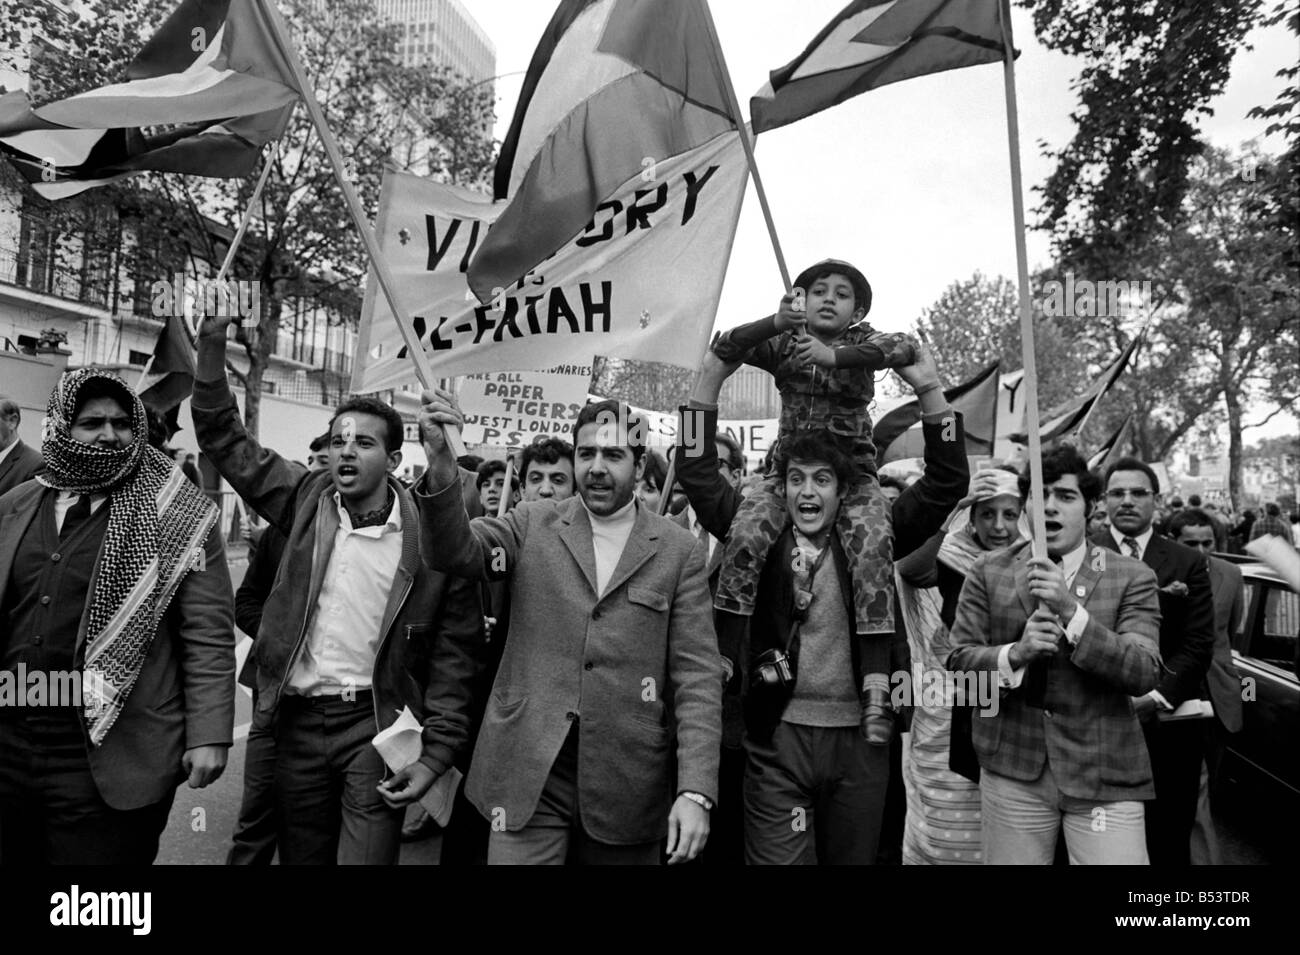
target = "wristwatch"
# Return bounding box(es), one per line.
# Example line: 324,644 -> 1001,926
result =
680,790 -> 714,811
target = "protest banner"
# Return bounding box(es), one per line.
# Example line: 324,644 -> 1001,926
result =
350,132 -> 748,393
459,363 -> 594,449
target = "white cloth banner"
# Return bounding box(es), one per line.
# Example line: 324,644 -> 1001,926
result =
459,363 -> 593,449
351,132 -> 749,392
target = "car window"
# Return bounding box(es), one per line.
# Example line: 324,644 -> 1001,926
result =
1254,584 -> 1299,668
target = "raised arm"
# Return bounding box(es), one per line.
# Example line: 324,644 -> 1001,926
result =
890,348 -> 970,560
415,386 -> 525,580
676,347 -> 743,538
192,318 -> 308,533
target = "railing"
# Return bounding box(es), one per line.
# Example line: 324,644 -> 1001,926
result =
0,245 -> 112,309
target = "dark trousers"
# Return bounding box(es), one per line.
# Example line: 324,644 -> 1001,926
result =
743,720 -> 889,865
1142,717 -> 1206,866
876,728 -> 905,864
487,727 -> 662,865
0,712 -> 174,864
700,743 -> 745,864
439,779 -> 489,866
227,691 -> 277,865
273,693 -> 402,865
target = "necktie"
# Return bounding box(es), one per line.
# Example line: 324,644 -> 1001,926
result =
60,494 -> 92,539
1122,536 -> 1140,559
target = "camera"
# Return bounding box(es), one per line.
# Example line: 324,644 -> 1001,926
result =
752,648 -> 794,688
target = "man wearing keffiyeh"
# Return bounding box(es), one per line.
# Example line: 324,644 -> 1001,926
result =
0,368 -> 235,864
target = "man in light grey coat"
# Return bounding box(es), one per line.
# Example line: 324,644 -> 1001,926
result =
417,392 -> 721,865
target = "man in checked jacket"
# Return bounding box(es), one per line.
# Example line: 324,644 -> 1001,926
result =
947,445 -> 1163,864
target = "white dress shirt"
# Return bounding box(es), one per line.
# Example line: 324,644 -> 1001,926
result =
1110,525 -> 1154,559
54,490 -> 109,532
0,438 -> 18,468
288,492 -> 403,697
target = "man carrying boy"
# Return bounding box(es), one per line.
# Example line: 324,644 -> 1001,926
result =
711,259 -> 918,743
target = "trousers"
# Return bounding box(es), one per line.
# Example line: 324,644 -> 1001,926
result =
743,720 -> 889,865
273,692 -> 402,865
0,711 -> 174,864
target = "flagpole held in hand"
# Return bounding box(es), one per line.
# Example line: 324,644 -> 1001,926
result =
698,1 -> 791,291
998,0 -> 1046,561
260,0 -> 466,458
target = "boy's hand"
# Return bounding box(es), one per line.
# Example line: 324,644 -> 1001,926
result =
774,290 -> 808,332
794,332 -> 836,368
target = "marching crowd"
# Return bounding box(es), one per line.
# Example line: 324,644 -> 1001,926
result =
0,258 -> 1294,866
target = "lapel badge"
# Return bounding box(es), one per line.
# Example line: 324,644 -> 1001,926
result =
1075,585 -> 1086,597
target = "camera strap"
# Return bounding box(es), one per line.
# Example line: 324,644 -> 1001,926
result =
786,533 -> 833,657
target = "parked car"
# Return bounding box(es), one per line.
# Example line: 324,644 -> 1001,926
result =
1215,555 -> 1299,820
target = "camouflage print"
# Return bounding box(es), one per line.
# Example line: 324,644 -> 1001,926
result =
712,322 -> 919,474
715,472 -> 896,638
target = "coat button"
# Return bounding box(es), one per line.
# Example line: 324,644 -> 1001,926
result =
51,553 -> 62,563
33,635 -> 43,645
40,595 -> 51,605
565,711 -> 577,720
584,662 -> 593,671
591,608 -> 602,620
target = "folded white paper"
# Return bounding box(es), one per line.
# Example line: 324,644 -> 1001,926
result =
1157,698 -> 1214,721
372,706 -> 463,827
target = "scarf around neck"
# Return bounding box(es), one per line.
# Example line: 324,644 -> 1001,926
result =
37,367 -> 218,745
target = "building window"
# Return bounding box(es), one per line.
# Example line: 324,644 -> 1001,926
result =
128,349 -> 152,366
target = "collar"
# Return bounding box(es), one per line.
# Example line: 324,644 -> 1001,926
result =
580,494 -> 638,528
0,437 -> 17,464
56,489 -> 109,506
333,488 -> 401,535
1057,539 -> 1087,583
1110,525 -> 1154,557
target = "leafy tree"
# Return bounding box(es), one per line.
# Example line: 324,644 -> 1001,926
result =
912,270 -> 1090,412
1,0 -> 497,436
1022,0 -> 1265,278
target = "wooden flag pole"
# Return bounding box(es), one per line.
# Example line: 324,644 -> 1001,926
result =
497,456 -> 514,518
136,148 -> 276,392
215,148 -> 275,285
262,0 -> 466,457
699,0 -> 792,290
998,0 -> 1046,559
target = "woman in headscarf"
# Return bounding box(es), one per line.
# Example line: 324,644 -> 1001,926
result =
0,368 -> 233,863
896,467 -> 1024,865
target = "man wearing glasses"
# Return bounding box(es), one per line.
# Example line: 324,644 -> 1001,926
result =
1094,458 -> 1215,866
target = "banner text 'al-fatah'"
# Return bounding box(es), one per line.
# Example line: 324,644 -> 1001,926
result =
351,132 -> 748,393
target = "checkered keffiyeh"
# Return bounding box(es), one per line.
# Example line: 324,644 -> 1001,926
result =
37,368 -> 217,745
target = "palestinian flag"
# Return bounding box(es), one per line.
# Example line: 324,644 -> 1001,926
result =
0,0 -> 300,199
876,359 -> 1000,464
751,0 -> 1008,134
467,0 -> 742,304
1008,336 -> 1142,444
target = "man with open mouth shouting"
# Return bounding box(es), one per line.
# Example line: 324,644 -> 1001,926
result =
193,312 -> 485,865
948,446 -> 1165,864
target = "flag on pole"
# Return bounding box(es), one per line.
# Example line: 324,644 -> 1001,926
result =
467,0 -> 743,304
137,310 -> 198,435
351,144 -> 749,387
1008,336 -> 1141,444
1087,414 -> 1134,472
750,0 -> 1007,134
0,0 -> 299,199
876,360 -> 1000,464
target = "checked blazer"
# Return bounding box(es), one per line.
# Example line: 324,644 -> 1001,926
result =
946,540 -> 1164,802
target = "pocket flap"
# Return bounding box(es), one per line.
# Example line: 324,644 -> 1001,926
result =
628,587 -> 669,612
